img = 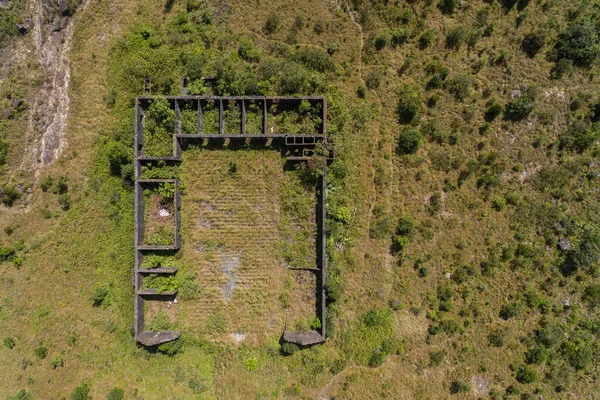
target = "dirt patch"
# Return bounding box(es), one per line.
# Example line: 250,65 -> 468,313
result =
220,252 -> 240,300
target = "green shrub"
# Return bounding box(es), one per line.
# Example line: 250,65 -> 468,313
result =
1,185 -> 20,207
40,176 -> 53,192
446,27 -> 467,50
492,196 -> 506,211
10,390 -> 30,400
488,327 -> 511,347
559,120 -> 600,153
448,75 -> 473,101
264,13 -> 279,35
368,349 -> 385,367
58,194 -> 71,211
51,356 -> 64,369
374,33 -> 390,50
515,365 -> 539,384
330,358 -> 347,374
396,215 -> 415,236
391,28 -> 410,47
71,383 -> 90,400
0,246 -> 15,261
429,350 -> 447,367
398,129 -> 422,155
4,336 -> 15,349
90,287 -> 108,307
499,301 -> 524,320
419,30 -> 436,49
551,58 -> 574,79
525,347 -> 548,364
293,47 -> 335,73
51,175 -> 68,194
281,342 -> 300,356
34,346 -> 47,360
107,388 -> 124,400
564,230 -> 600,275
158,338 -> 183,355
504,95 -> 534,121
438,0 -> 459,15
0,137 -> 7,166
522,32 -> 545,58
554,20 -> 600,67
245,357 -> 258,372
365,69 -> 382,90
397,85 -> 421,123
485,102 -> 503,122
238,38 -> 260,62
357,84 -> 366,98
450,380 -> 471,394
583,284 -> 600,308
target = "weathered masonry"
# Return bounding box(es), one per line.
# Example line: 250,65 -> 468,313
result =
133,96 -> 332,347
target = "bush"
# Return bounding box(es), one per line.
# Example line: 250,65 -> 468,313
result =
397,85 -> 421,123
521,32 -> 545,58
264,13 -> 279,35
485,102 -> 503,122
357,84 -> 366,98
374,33 -> 390,50
158,338 -> 183,355
40,176 -> 53,192
0,137 -> 6,166
50,356 -> 64,369
10,390 -> 30,400
419,30 -> 436,49
396,215 -> 415,236
551,58 -> 574,79
238,38 -> 260,62
499,301 -> 524,320
281,342 -> 300,356
391,28 -> 410,47
4,336 -> 15,349
450,380 -> 471,394
429,350 -> 447,367
365,69 -> 382,90
398,129 -> 422,155
90,287 -> 108,307
71,383 -> 90,400
446,27 -> 467,50
58,194 -> 71,211
554,20 -> 600,67
438,0 -> 459,14
293,47 -> 335,73
364,309 -> 384,327
515,365 -> 539,384
330,358 -> 347,374
492,196 -> 506,211
488,327 -> 511,347
525,347 -> 548,364
34,346 -> 47,359
107,388 -> 124,400
564,230 -> 600,275
448,75 -> 473,101
368,349 -> 385,367
559,120 -> 600,153
0,246 -> 15,261
583,284 -> 600,308
51,175 -> 68,194
1,185 -> 20,207
245,357 -> 258,372
504,96 -> 534,121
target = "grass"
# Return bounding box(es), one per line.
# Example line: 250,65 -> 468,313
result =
177,146 -> 319,346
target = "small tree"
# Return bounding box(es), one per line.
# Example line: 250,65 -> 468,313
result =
522,32 -> 545,58
397,85 -> 421,123
398,130 -> 422,155
554,20 -> 600,67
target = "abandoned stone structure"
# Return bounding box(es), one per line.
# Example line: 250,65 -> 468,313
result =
133,96 -> 331,347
